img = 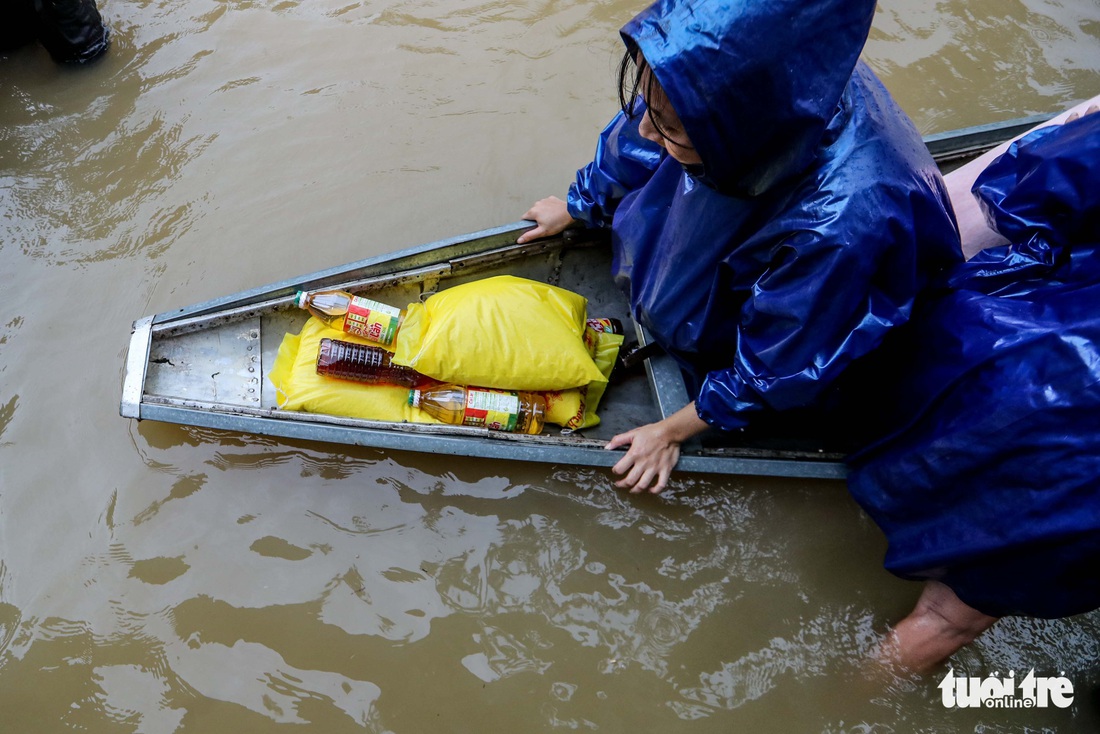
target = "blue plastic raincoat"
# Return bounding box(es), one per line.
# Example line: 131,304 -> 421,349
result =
847,114 -> 1100,619
567,0 -> 962,431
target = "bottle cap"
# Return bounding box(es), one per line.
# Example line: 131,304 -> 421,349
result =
295,291 -> 307,308
408,389 -> 421,408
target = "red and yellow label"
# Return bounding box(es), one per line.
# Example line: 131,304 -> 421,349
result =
462,389 -> 520,432
586,317 -> 618,334
343,296 -> 401,345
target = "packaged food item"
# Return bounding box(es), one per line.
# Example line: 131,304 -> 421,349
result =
316,338 -> 426,387
269,319 -> 416,422
295,289 -> 405,346
408,384 -> 545,434
391,275 -> 606,391
544,326 -> 624,430
271,316 -> 621,431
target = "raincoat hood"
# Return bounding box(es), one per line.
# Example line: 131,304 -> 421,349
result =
566,0 -> 961,433
621,0 -> 877,196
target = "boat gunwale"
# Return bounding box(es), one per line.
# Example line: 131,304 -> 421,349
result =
136,401 -> 850,479
150,221 -> 539,327
924,113 -> 1053,163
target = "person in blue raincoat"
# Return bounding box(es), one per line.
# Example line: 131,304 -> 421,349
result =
846,104 -> 1100,672
520,0 -> 1100,672
520,0 -> 961,492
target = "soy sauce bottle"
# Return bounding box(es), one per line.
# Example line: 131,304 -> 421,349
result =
316,338 -> 424,387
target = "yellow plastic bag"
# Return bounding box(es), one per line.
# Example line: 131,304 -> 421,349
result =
544,329 -> 623,430
269,317 -> 438,423
271,272 -> 625,430
391,275 -> 607,391
270,317 -> 623,431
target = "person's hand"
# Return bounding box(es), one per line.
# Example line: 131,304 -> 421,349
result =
606,421 -> 682,494
517,196 -> 576,244
605,403 -> 709,494
1066,103 -> 1099,124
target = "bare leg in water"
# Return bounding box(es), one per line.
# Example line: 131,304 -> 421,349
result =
880,581 -> 998,674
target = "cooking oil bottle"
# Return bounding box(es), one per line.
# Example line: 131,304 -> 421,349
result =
409,384 -> 545,434
295,289 -> 405,347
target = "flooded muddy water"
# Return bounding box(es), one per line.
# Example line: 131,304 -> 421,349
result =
1,0 -> 1099,730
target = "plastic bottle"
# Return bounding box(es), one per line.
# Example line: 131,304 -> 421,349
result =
409,384 -> 545,434
582,317 -> 624,358
296,289 -> 406,346
585,317 -> 624,335
316,338 -> 424,387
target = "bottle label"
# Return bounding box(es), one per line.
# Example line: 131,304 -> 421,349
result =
463,389 -> 519,432
344,296 -> 401,344
586,318 -> 617,334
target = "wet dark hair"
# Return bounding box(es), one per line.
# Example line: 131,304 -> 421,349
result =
617,49 -> 692,150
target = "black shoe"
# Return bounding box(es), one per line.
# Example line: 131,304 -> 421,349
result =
34,0 -> 111,64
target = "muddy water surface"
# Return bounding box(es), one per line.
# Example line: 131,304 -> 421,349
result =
1,0 -> 1099,731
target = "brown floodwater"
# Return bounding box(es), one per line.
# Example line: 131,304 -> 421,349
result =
1,0 -> 1099,731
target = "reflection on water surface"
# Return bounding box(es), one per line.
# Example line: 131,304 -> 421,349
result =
1,0 -> 1099,730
